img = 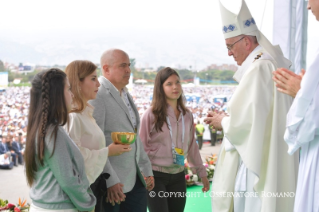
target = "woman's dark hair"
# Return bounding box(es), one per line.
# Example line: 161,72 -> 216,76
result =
25,68 -> 69,186
152,67 -> 188,132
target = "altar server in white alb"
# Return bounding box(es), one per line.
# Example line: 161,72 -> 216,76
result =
280,0 -> 319,211
204,1 -> 299,211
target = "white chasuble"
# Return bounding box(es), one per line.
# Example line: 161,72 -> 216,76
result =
212,47 -> 299,212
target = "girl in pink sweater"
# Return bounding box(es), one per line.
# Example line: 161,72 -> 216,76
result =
139,67 -> 210,212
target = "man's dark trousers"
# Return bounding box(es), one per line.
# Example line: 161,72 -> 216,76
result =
103,175 -> 147,212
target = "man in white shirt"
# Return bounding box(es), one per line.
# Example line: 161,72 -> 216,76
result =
204,1 -> 299,211
0,152 -> 13,169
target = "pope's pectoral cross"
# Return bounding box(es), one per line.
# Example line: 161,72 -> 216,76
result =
253,52 -> 263,62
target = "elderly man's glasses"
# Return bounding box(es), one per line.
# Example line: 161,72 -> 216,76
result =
226,37 -> 245,51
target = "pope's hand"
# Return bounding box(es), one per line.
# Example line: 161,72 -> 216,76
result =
204,111 -> 225,130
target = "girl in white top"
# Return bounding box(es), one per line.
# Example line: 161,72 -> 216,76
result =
64,60 -> 131,210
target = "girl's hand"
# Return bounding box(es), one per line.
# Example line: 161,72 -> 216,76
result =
201,177 -> 210,192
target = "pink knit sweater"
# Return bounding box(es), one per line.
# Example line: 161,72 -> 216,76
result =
139,105 -> 207,178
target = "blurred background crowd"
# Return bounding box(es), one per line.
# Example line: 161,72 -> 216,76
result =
0,87 -> 29,169
0,85 -> 236,169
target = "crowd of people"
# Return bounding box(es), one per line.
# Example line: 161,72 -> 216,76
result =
130,85 -> 235,119
0,86 -> 230,164
0,87 -> 29,169
0,85 -> 229,170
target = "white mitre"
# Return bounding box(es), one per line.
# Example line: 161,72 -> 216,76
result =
219,0 -> 291,69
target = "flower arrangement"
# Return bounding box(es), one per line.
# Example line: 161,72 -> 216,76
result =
184,161 -> 197,186
184,154 -> 217,186
204,154 -> 217,180
0,198 -> 30,212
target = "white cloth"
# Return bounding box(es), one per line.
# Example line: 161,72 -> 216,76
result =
225,46 -> 262,212
234,160 -> 247,192
293,138 -> 319,212
285,49 -> 319,154
211,142 -> 239,212
224,136 -> 235,152
284,49 -> 319,212
234,163 -> 261,212
212,47 -> 299,212
231,46 -> 264,203
224,45 -> 262,153
64,104 -> 109,184
0,154 -> 10,165
29,204 -> 77,212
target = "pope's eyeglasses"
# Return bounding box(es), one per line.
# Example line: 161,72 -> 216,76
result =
226,37 -> 245,51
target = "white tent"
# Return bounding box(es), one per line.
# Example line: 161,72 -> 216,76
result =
273,0 -> 308,73
134,79 -> 147,84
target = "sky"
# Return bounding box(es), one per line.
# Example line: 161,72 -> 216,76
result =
0,0 -> 318,70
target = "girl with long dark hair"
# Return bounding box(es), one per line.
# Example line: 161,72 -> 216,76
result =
139,67 -> 210,212
25,68 -> 96,212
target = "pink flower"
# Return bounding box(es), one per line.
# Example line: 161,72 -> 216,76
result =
7,203 -> 15,209
14,207 -> 20,212
204,163 -> 208,168
185,174 -> 190,180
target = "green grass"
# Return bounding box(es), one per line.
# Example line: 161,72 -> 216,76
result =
185,183 -> 212,212
147,183 -> 212,212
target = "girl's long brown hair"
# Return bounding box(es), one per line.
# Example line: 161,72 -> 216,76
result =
152,67 -> 188,132
65,60 -> 97,113
24,69 -> 68,186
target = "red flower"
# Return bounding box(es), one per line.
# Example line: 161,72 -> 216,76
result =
7,203 -> 15,209
185,174 -> 190,180
14,207 -> 20,212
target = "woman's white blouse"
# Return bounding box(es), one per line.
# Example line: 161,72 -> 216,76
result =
64,104 -> 109,184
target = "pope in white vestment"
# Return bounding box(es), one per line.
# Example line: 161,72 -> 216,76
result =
206,1 -> 299,212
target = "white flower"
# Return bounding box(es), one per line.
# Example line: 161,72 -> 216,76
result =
188,170 -> 193,175
209,165 -> 215,170
192,175 -> 198,182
